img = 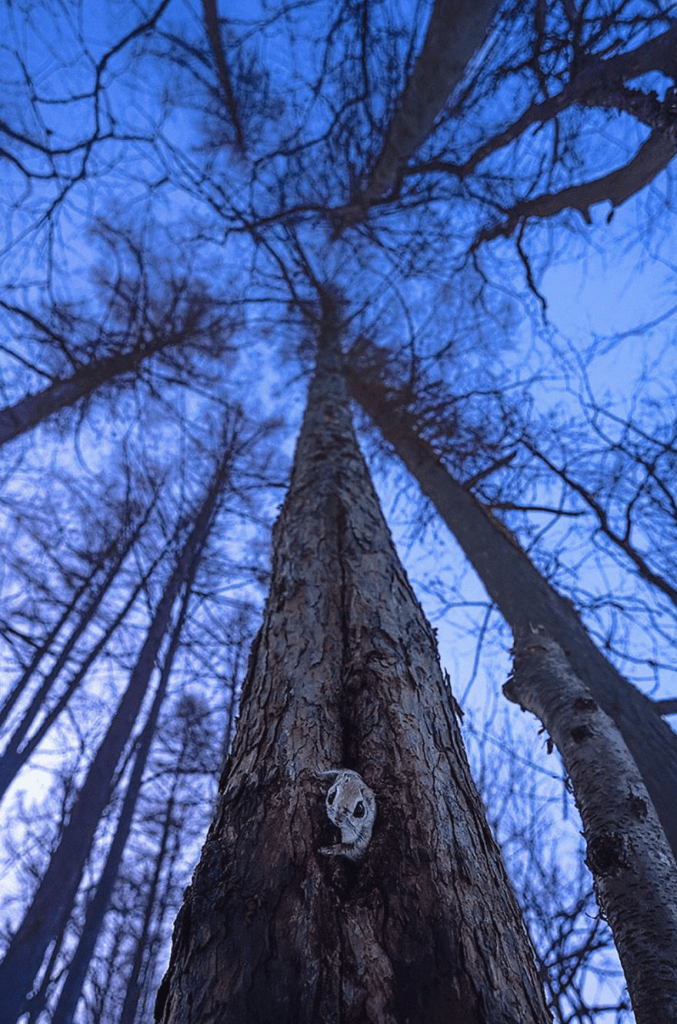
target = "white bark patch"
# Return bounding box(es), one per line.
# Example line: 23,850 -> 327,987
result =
506,627 -> 677,1024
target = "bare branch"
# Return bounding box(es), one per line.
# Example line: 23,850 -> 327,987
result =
523,438 -> 677,612
411,22 -> 677,182
654,698 -> 677,716
475,128 -> 677,244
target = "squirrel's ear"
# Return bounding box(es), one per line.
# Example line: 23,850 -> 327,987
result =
317,769 -> 340,782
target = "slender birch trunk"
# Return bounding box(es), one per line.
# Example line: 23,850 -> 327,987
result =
505,629 -> 677,1024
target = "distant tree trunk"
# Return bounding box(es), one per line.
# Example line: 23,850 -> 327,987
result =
0,570 -> 93,730
201,0 -> 246,154
0,447 -> 231,1024
0,509 -> 148,735
117,788 -> 178,1024
506,629 -> 677,1024
0,334 -> 186,447
23,914 -> 69,1024
344,0 -> 498,214
155,295 -> 550,1024
132,801 -> 185,1024
345,346 -> 677,865
51,577 -> 194,1024
0,527 -> 168,803
0,537 -> 172,800
89,921 -> 127,1024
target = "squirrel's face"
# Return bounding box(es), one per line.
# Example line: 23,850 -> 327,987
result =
324,770 -> 376,844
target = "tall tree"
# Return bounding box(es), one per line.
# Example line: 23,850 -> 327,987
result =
156,294 -> 550,1023
116,695 -> 218,1024
0,487 -> 155,732
344,340 -> 677,861
505,628 -> 677,1024
0,254 -> 235,448
0,434 -> 234,1022
50,576 -> 196,1024
0,499 -> 162,800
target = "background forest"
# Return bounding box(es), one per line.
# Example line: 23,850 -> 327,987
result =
1,0 -> 676,1021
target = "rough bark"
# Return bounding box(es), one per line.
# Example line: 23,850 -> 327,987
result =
345,347 -> 677,865
0,451 -> 229,1024
505,629 -> 677,1024
155,297 -> 550,1024
344,0 -> 498,215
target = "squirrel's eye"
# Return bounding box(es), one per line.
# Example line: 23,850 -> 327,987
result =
353,801 -> 365,818
327,789 -> 335,805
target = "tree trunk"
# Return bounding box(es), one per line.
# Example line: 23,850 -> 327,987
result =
0,569 -> 93,730
23,914 -> 70,1024
155,296 -> 550,1024
51,578 -> 193,1024
134,801 -> 185,1023
505,629 -> 677,1024
0,448 -> 230,1024
0,329 -> 197,447
117,789 -> 178,1024
0,530 -> 168,802
347,0 -> 498,212
345,346 -> 677,864
0,498 -> 155,737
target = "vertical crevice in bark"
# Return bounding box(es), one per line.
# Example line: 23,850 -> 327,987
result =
156,293 -> 550,1024
506,629 -> 677,1024
345,346 -> 677,865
